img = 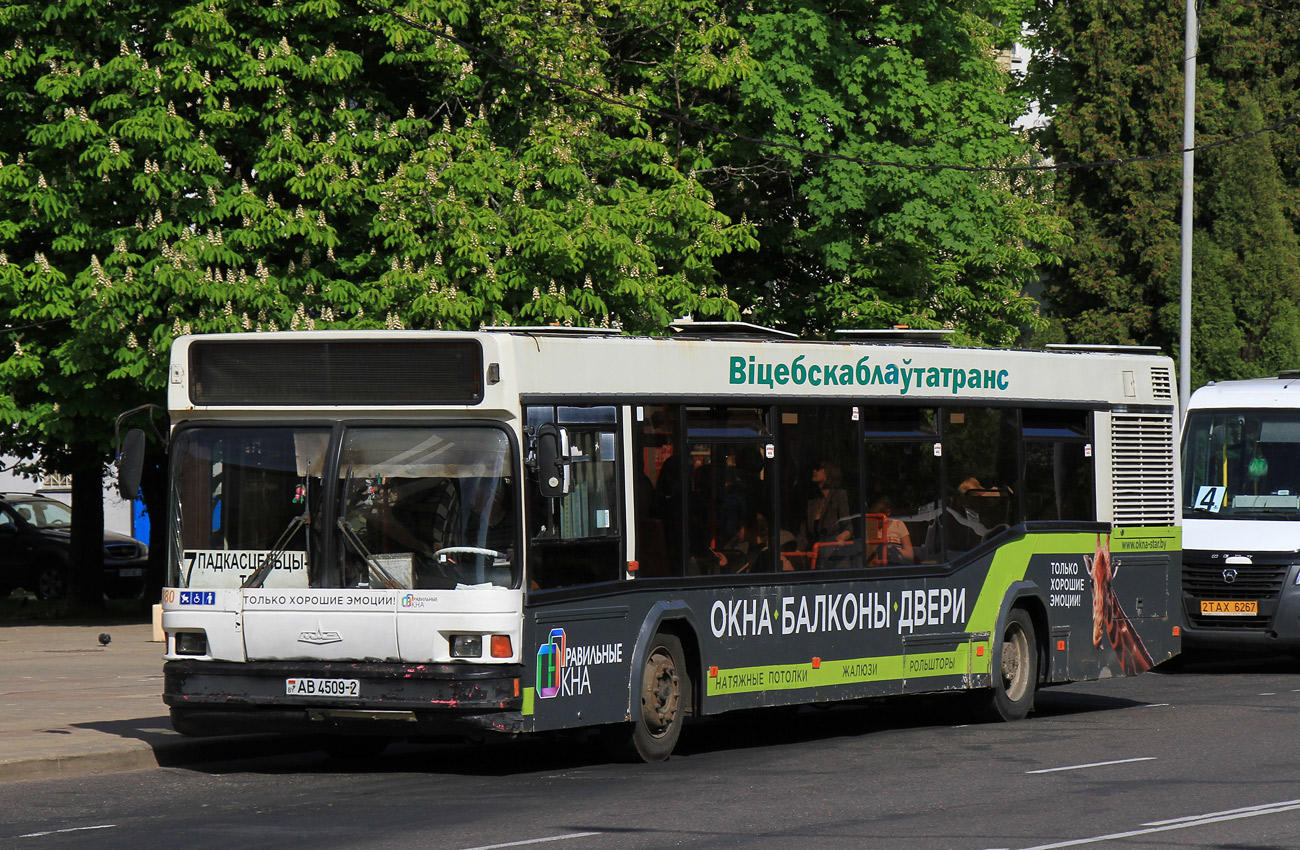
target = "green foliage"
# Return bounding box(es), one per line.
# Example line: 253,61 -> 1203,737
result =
704,0 -> 1066,344
0,0 -> 757,472
1192,95 -> 1300,386
0,0 -> 1066,477
1024,0 -> 1300,384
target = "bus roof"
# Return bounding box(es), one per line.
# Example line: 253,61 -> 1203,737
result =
1187,373 -> 1300,410
166,329 -> 1177,415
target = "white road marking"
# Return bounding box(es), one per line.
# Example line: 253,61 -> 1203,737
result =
1015,799 -> 1300,849
19,824 -> 116,838
1144,798 -> 1300,826
1025,757 -> 1155,774
460,832 -> 602,850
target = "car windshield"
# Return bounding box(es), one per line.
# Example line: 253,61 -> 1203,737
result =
170,425 -> 517,589
1183,410 -> 1300,520
11,499 -> 72,528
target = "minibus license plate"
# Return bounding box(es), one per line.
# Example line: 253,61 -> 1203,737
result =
1200,600 -> 1258,616
286,678 -> 359,697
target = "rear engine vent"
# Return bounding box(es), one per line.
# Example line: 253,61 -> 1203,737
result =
190,339 -> 484,406
1150,367 -> 1173,400
1111,410 -> 1177,526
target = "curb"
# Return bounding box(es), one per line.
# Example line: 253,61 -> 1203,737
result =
0,734 -> 324,783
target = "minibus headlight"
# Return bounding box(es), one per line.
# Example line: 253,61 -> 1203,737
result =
450,634 -> 483,658
174,631 -> 208,656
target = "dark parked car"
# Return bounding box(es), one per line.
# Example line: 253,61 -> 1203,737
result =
0,494 -> 148,600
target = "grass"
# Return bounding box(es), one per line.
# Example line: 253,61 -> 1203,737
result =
0,589 -> 153,624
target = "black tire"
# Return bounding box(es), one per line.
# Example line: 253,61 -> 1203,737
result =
977,607 -> 1038,722
169,707 -> 202,736
34,563 -> 67,600
625,633 -> 688,762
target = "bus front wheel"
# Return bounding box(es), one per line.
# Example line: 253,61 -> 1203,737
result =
631,633 -> 687,762
979,608 -> 1037,722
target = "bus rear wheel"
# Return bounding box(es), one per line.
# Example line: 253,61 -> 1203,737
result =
630,634 -> 687,762
978,608 -> 1037,722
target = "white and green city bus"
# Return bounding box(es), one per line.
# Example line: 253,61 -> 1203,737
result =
139,324 -> 1181,761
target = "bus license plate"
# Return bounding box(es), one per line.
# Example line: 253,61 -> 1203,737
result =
286,678 -> 360,697
1200,600 -> 1258,616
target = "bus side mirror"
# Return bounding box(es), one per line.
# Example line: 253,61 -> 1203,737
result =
535,424 -> 571,498
117,428 -> 146,501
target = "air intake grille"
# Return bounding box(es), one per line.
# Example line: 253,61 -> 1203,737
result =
190,339 -> 484,406
1183,558 -> 1287,630
1150,367 -> 1173,400
1111,410 -> 1177,526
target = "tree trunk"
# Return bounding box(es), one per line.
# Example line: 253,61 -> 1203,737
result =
69,462 -> 106,609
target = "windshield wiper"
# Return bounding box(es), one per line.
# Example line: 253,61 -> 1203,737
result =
336,519 -> 403,590
241,512 -> 310,589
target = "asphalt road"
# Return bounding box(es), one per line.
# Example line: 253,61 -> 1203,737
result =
6,651 -> 1300,850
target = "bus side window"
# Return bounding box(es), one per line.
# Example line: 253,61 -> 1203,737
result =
779,405 -> 859,571
862,406 -> 940,565
1022,408 -> 1094,521
633,405 -> 681,577
526,406 -> 623,590
943,407 -> 1019,559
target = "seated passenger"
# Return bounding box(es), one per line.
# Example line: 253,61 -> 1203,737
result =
868,497 -> 914,566
802,462 -> 853,544
714,513 -> 772,574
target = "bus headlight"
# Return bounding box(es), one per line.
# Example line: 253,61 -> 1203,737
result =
450,635 -> 483,658
174,631 -> 208,656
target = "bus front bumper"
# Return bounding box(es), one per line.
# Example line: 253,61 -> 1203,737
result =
164,659 -> 526,737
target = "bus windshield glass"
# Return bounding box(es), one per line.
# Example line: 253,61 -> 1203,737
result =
170,425 -> 516,589
1183,410 -> 1300,519
337,427 -> 516,590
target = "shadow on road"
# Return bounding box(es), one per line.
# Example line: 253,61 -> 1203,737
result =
136,685 -> 1148,778
1152,650 -> 1300,675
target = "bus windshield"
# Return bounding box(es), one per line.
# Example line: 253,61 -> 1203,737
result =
1183,410 -> 1300,519
170,425 -> 517,589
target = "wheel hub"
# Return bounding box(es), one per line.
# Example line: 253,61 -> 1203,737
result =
641,651 -> 680,735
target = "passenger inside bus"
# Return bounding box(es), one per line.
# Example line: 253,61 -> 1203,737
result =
866,496 -> 914,566
945,476 -> 1013,553
711,511 -> 774,574
796,460 -> 854,569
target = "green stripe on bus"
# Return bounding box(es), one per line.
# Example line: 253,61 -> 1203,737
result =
1112,525 -> 1180,553
967,533 -> 1064,633
967,527 -> 1180,634
522,687 -> 535,716
705,645 -> 990,697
